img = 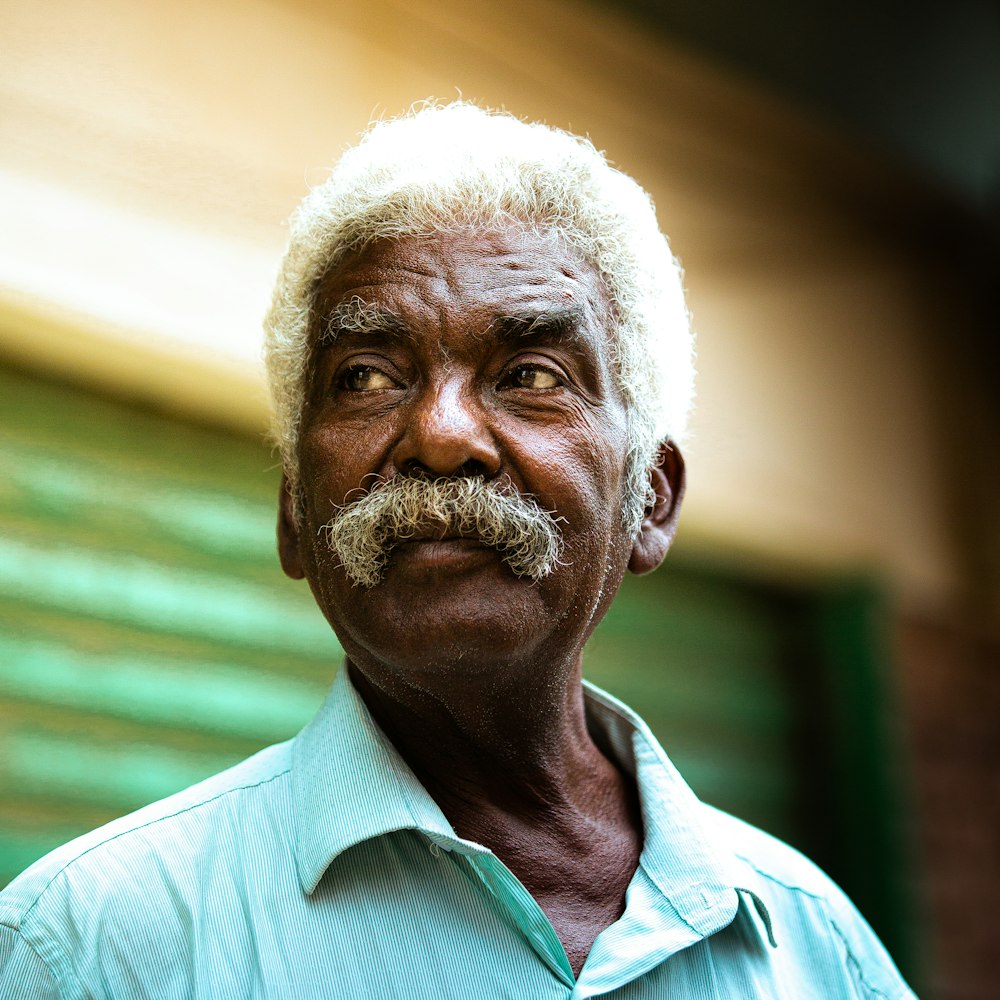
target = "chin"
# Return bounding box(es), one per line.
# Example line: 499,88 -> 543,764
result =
335,572 -> 556,675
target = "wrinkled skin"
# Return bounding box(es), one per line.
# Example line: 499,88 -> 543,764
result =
278,226 -> 685,974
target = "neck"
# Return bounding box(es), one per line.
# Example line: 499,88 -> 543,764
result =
346,648 -> 635,839
345,653 -> 643,976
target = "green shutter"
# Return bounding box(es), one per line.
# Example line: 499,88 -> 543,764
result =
0,364 -> 912,983
586,567 -> 805,846
0,366 -> 341,882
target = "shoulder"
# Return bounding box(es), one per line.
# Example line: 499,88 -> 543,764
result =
0,740 -> 293,988
702,804 -> 838,899
702,805 -> 915,999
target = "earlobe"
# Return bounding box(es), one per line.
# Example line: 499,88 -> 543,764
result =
277,473 -> 306,580
627,441 -> 686,576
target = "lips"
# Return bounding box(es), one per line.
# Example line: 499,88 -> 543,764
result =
390,535 -> 496,573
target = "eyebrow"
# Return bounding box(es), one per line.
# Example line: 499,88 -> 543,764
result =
318,299 -> 590,349
319,296 -> 409,344
485,305 -> 588,346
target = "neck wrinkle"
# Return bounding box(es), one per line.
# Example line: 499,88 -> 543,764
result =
345,655 -> 618,837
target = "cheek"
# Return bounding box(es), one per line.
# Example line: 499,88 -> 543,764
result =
515,426 -> 629,540
298,423 -> 391,511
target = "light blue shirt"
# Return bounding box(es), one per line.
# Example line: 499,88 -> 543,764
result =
0,670 -> 915,998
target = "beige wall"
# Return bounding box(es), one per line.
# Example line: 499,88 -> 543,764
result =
2,0 -> 990,610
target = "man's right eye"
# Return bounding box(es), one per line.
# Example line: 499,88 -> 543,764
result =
337,365 -> 397,391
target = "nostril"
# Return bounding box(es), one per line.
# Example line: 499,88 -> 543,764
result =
455,459 -> 490,480
400,458 -> 490,481
400,459 -> 434,480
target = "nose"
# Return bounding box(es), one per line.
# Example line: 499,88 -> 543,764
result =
392,376 -> 502,479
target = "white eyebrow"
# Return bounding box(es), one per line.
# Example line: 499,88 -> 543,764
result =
321,296 -> 407,343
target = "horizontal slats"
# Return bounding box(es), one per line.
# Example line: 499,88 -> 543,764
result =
0,537 -> 337,658
0,365 -> 339,884
1,441 -> 279,572
1,729 -> 239,811
0,634 -> 325,739
0,369 -> 274,494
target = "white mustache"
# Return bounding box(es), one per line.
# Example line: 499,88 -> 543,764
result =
319,475 -> 564,588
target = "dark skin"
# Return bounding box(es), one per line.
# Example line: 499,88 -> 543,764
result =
278,226 -> 685,976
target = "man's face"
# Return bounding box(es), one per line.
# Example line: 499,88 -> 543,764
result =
280,225 -> 650,679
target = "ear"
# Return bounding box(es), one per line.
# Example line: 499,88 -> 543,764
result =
628,440 -> 686,576
277,472 -> 306,580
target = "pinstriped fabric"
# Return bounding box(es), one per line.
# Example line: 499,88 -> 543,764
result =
0,671 -> 916,999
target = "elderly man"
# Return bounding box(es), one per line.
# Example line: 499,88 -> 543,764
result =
0,104 -> 914,999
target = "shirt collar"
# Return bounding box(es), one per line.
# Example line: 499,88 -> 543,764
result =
582,683 -> 762,940
292,667 -> 477,894
292,668 -> 775,944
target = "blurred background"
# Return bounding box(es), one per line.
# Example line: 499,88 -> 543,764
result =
1,1 -> 997,997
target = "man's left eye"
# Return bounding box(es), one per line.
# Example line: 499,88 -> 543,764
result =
503,365 -> 562,390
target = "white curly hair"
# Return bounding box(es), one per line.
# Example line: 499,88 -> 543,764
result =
263,101 -> 695,533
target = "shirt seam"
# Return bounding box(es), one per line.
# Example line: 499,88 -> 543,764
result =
0,923 -> 83,1000
10,765 -> 291,932
730,852 -> 826,902
830,917 -> 895,1000
735,854 -> 901,1000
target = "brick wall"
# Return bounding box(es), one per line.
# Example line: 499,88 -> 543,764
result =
896,615 -> 1000,1000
